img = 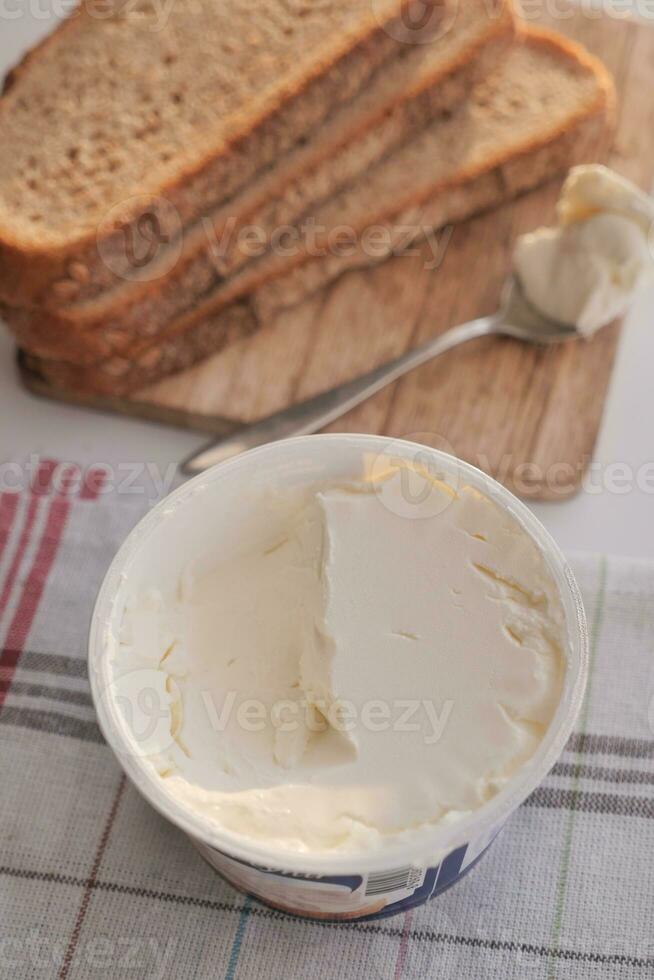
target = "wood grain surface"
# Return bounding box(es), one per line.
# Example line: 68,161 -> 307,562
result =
19,4 -> 654,499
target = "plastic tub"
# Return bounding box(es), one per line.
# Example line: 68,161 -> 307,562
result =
89,434 -> 588,920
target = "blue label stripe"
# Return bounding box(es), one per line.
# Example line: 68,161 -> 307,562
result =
434,844 -> 468,892
225,896 -> 252,980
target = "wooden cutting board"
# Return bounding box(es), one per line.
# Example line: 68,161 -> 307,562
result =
19,5 -> 654,500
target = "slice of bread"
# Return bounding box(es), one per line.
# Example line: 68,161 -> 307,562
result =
0,0 -> 433,308
20,29 -> 615,396
1,0 -> 516,363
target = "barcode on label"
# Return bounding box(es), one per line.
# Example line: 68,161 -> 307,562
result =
365,866 -> 423,897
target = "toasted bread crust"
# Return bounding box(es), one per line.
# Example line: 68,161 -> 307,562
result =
1,0 -> 514,319
23,50 -> 615,396
1,3 -> 517,364
0,0 -> 435,308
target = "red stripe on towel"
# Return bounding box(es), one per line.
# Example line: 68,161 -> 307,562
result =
0,461 -> 71,709
0,460 -> 57,623
393,911 -> 413,980
0,493 -> 19,563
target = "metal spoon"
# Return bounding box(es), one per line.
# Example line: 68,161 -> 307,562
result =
181,277 -> 579,475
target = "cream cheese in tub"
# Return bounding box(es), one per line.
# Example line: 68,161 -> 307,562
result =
91,436 -> 587,919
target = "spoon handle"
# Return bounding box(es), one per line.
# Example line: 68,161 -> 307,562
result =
181,313 -> 500,474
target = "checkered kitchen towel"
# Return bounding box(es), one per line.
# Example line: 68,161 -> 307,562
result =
1,459 -> 653,980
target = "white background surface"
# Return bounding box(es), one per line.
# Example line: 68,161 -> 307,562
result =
0,5 -> 652,558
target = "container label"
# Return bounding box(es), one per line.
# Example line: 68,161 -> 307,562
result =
192,820 -> 505,921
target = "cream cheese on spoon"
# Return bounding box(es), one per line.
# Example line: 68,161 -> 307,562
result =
514,165 -> 654,335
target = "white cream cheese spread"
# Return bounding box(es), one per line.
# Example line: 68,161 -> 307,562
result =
111,465 -> 566,854
514,164 -> 654,335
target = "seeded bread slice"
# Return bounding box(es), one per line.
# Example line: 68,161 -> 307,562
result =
20,29 -> 615,395
0,0 -> 437,308
2,0 -> 516,363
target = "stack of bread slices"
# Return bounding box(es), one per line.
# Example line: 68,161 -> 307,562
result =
0,0 -> 614,396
